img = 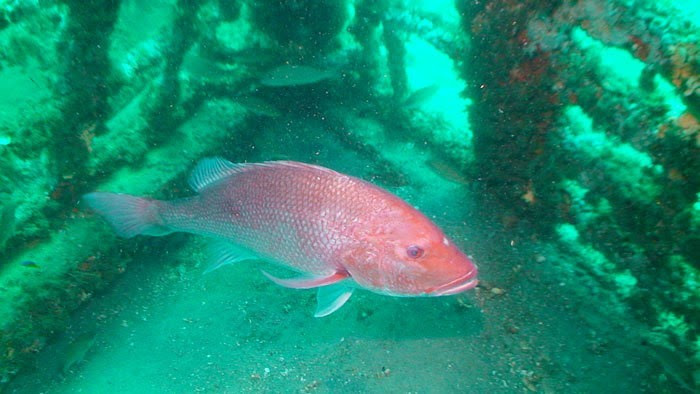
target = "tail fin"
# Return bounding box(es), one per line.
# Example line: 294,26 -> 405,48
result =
82,192 -> 172,238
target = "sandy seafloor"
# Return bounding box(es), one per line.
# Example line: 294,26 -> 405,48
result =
7,186 -> 652,393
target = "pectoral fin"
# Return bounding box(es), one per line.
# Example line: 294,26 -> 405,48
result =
204,240 -> 259,274
315,284 -> 354,317
261,270 -> 348,289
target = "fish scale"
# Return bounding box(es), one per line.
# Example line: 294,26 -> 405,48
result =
83,158 -> 478,316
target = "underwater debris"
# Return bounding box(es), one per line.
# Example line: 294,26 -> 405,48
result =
521,181 -> 536,205
260,65 -> 337,87
676,112 -> 700,144
669,43 -> 699,95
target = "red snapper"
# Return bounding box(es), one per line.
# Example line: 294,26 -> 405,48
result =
84,158 -> 478,316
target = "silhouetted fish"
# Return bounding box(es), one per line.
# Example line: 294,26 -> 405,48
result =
21,261 -> 39,268
62,331 -> 97,374
427,158 -> 471,185
403,84 -> 440,109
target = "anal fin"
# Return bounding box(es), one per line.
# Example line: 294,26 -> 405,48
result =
261,270 -> 348,289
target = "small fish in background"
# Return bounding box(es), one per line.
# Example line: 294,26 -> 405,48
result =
0,202 -> 17,250
260,65 -> 338,87
181,44 -> 279,83
181,51 -> 227,79
235,96 -> 282,117
61,331 -> 97,374
427,158 -> 471,185
84,158 -> 478,317
21,260 -> 40,269
222,47 -> 278,66
402,84 -> 441,110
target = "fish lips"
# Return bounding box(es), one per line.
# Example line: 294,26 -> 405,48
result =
429,268 -> 479,296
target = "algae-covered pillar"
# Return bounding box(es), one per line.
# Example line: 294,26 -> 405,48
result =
55,0 -> 121,192
458,0 -> 700,389
458,0 -> 563,225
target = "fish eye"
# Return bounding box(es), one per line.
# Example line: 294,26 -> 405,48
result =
406,245 -> 424,258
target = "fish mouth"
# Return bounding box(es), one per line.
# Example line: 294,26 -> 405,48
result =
429,268 -> 479,296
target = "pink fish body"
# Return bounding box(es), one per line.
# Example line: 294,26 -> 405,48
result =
84,158 -> 478,316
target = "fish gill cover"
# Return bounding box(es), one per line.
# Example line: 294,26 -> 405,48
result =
0,0 -> 698,392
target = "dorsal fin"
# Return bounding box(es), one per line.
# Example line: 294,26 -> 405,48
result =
188,157 -> 245,192
189,158 -> 342,192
